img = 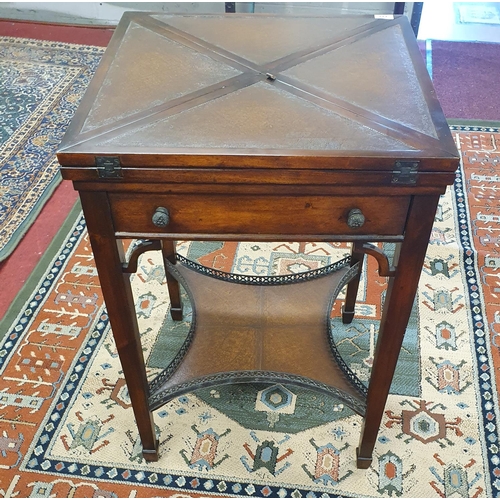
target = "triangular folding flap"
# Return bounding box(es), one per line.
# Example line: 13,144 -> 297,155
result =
82,21 -> 241,133
94,82 -> 415,152
152,15 -> 378,65
283,24 -> 438,139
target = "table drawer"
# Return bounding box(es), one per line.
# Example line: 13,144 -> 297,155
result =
109,193 -> 410,236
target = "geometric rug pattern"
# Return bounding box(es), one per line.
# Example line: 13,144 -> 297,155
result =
0,124 -> 499,497
0,37 -> 103,261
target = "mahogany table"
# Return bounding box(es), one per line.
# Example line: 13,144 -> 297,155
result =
57,12 -> 459,469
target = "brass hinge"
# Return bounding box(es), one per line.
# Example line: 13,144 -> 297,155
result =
392,161 -> 419,185
95,156 -> 122,178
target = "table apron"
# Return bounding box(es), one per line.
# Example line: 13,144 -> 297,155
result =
108,192 -> 411,237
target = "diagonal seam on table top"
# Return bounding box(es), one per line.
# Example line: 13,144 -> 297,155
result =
59,13 -> 453,156
63,16 -> 418,151
140,14 -> 395,75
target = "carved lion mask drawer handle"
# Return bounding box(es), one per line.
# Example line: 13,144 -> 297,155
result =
152,207 -> 170,228
347,208 -> 365,229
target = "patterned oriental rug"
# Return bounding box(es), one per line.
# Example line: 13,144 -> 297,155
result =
0,37 -> 103,261
0,123 -> 499,497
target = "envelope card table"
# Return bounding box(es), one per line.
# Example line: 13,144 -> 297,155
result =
57,12 -> 459,468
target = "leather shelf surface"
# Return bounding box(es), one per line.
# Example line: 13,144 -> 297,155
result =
148,258 -> 367,414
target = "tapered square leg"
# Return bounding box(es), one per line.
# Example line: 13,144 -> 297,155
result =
161,240 -> 183,321
342,242 -> 364,324
80,191 -> 159,461
357,195 -> 441,468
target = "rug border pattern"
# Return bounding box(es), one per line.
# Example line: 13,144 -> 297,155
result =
449,124 -> 500,494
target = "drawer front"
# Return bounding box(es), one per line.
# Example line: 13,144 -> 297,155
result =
109,193 -> 410,236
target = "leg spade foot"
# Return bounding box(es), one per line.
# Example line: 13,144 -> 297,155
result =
169,306 -> 183,321
142,443 -> 160,462
341,306 -> 355,324
356,447 -> 373,469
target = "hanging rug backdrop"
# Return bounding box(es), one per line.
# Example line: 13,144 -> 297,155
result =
0,37 -> 104,261
0,124 -> 499,497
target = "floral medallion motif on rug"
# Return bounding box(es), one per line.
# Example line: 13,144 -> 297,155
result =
0,37 -> 103,260
0,125 -> 499,497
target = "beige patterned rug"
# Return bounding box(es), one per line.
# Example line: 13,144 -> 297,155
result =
0,123 -> 499,497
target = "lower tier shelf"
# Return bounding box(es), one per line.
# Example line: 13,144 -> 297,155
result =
148,256 -> 367,415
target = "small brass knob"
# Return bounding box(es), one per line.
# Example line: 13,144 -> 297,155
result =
347,208 -> 365,228
152,207 -> 170,228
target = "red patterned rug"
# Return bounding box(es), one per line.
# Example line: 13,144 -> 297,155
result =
0,122 -> 499,497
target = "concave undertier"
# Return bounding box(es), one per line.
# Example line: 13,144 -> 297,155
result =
148,255 -> 367,414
